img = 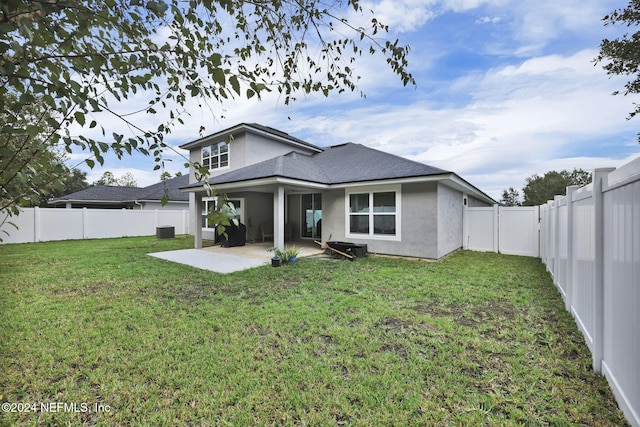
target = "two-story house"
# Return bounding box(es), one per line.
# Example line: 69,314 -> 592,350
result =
180,123 -> 495,259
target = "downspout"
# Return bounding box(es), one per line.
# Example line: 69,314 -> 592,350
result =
134,200 -> 143,210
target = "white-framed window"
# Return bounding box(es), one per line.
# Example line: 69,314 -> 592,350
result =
201,197 -> 244,229
202,141 -> 229,170
346,185 -> 401,240
201,197 -> 216,229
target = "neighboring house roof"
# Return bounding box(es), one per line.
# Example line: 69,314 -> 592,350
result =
178,122 -> 324,153
181,142 -> 495,204
49,175 -> 189,206
50,185 -> 143,203
135,175 -> 190,201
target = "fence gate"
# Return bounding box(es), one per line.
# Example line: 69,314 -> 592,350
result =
465,205 -> 540,257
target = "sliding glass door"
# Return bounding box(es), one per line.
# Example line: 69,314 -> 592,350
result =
301,193 -> 322,239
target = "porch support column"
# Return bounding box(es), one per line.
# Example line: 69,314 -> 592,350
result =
194,193 -> 203,249
274,185 -> 285,250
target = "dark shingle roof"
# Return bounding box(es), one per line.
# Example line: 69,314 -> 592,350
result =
206,151 -> 330,185
50,175 -> 189,204
312,143 -> 449,183
53,185 -> 143,202
182,143 -> 450,189
136,175 -> 189,201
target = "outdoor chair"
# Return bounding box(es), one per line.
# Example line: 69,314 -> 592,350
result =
260,223 -> 274,242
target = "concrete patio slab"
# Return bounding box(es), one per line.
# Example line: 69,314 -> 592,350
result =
148,248 -> 267,274
148,241 -> 325,274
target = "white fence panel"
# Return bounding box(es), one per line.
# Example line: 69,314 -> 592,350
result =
602,169 -> 640,427
123,210 -> 158,237
539,160 -> 640,427
157,210 -> 189,235
466,206 -> 539,257
466,206 -> 497,252
39,208 -> 84,242
571,188 -> 595,351
0,208 -> 189,244
498,206 -> 540,257
1,209 -> 35,244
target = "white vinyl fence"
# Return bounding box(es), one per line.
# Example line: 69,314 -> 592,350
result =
465,205 -> 540,257
1,207 -> 189,244
540,160 -> 640,427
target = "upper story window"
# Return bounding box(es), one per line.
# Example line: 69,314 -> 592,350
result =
202,141 -> 229,170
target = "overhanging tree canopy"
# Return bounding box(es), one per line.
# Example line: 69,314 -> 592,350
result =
0,0 -> 414,231
597,0 -> 640,131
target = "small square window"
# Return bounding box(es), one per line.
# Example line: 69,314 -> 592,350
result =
350,193 -> 369,213
350,215 -> 369,234
374,215 -> 395,235
374,192 -> 395,212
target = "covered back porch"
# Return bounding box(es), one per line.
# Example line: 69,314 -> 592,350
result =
187,178 -> 327,251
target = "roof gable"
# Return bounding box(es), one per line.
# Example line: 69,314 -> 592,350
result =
185,143 -> 450,187
206,151 -> 330,185
179,122 -> 323,153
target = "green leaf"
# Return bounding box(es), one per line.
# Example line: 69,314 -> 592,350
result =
74,111 -> 86,126
25,125 -> 43,137
229,75 -> 240,95
212,68 -> 226,86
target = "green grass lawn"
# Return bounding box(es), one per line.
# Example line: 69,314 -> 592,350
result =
0,236 -> 628,426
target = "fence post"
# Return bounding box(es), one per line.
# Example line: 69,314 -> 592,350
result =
554,196 -> 563,290
82,207 -> 88,240
493,204 -> 499,253
194,194 -> 202,249
547,200 -> 556,275
540,204 -> 547,263
592,168 -> 615,374
534,205 -> 541,258
33,206 -> 40,243
462,195 -> 468,249
565,186 -> 579,313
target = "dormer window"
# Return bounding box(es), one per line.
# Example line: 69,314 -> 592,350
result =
202,141 -> 229,170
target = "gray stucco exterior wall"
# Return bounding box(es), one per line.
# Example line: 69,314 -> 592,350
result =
319,189 -> 344,244
401,182 -> 438,259
186,131 -> 319,239
467,195 -> 491,207
437,183 -> 463,258
320,183 -> 440,259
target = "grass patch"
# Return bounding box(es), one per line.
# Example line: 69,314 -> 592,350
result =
0,236 -> 628,426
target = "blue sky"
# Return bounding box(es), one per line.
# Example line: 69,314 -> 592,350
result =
69,0 -> 640,201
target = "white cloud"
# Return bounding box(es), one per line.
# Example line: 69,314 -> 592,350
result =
61,0 -> 639,199
280,46 -> 640,200
476,16 -> 502,25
